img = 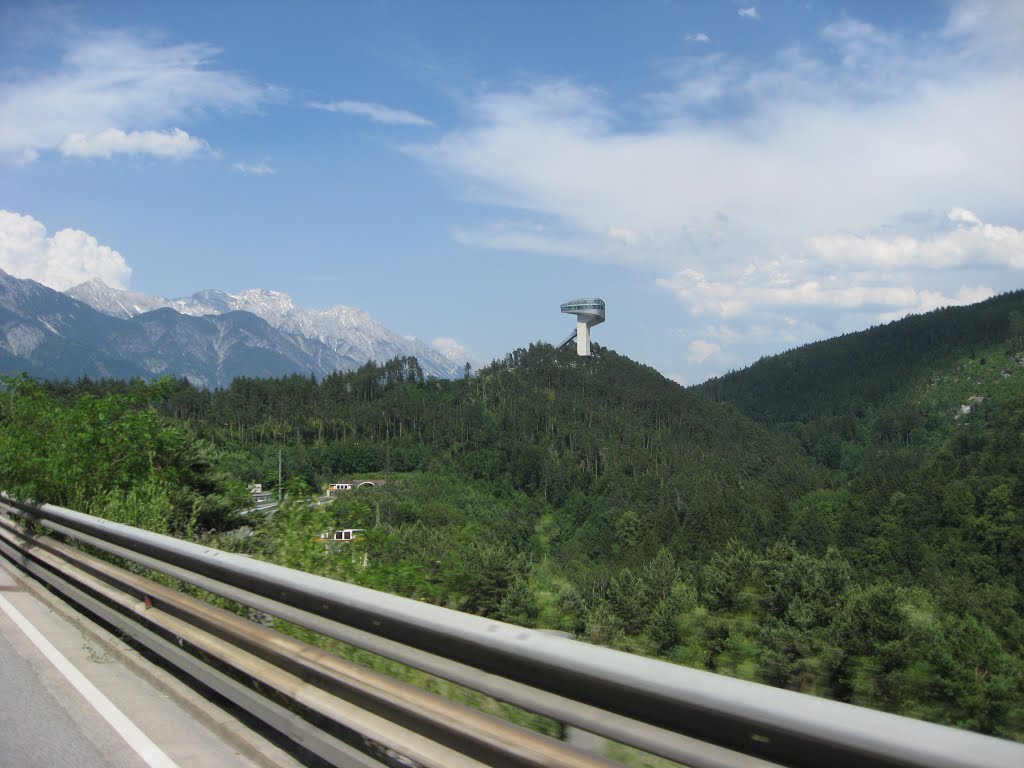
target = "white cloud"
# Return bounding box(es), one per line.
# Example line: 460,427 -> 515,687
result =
653,207 -> 1015,363
688,340 -> 721,364
737,7 -> 760,20
0,210 -> 132,290
649,53 -> 742,110
416,4 -> 1022,264
608,226 -> 639,246
233,160 -> 276,175
452,221 -> 599,259
700,324 -> 745,345
418,74 -> 1024,271
10,148 -> 40,166
702,320 -> 817,347
943,0 -> 1024,55
685,33 -> 711,43
656,266 -> 996,320
309,100 -> 433,126
948,207 -> 980,227
807,209 -> 1024,270
0,29 -> 276,162
431,337 -> 472,364
876,285 -> 995,322
60,128 -> 207,158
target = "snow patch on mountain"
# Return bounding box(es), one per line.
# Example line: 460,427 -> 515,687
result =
65,280 -> 465,379
3,323 -> 45,356
64,278 -> 166,318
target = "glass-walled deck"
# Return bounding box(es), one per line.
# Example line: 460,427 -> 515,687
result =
560,299 -> 605,313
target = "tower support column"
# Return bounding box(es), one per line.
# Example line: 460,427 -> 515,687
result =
577,321 -> 591,356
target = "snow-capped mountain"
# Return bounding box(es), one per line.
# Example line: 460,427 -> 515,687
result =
65,280 -> 464,379
1,269 -> 360,387
61,278 -> 168,318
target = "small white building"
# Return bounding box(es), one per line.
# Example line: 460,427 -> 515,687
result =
327,481 -> 378,496
248,484 -> 272,504
314,529 -> 366,549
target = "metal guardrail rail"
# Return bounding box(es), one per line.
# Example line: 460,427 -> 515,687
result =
1,496 -> 1022,768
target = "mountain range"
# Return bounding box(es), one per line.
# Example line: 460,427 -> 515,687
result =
0,269 -> 464,386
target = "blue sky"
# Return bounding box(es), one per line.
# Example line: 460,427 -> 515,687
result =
1,1 -> 1022,383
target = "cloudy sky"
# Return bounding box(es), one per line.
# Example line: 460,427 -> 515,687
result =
1,1 -> 1021,382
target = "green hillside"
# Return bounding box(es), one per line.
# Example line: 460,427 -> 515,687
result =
2,297 -> 1023,740
697,290 -> 1024,424
691,293 -> 1024,596
687,293 -> 1024,736
166,345 -> 825,562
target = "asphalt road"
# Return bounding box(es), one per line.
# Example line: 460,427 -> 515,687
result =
0,558 -> 298,768
0,614 -> 145,768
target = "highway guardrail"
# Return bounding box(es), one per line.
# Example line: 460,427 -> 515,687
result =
2,495 -> 1022,768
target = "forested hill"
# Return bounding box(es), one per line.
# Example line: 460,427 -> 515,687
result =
696,290 -> 1024,424
145,343 -> 825,560
4,328 -> 1023,739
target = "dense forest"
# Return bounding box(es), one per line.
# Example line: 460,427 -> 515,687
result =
2,290 -> 1023,741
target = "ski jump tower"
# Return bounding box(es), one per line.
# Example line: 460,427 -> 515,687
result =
560,298 -> 605,356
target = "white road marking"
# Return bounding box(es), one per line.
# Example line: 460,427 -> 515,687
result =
0,593 -> 180,768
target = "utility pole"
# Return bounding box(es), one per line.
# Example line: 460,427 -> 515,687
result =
278,449 -> 282,501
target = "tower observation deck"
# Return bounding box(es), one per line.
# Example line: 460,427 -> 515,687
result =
560,298 -> 605,356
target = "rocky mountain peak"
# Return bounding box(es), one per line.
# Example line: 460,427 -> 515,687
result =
61,279 -> 463,379
66,278 -> 166,319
